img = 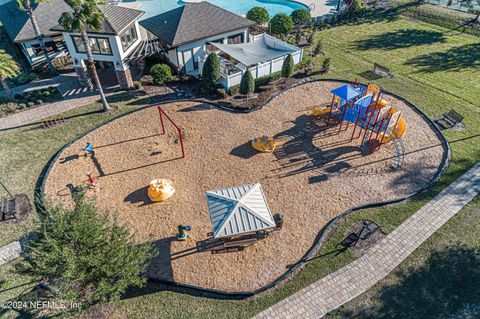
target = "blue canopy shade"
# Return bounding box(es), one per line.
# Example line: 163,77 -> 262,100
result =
331,84 -> 362,101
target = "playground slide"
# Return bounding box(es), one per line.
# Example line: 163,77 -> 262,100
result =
383,117 -> 407,142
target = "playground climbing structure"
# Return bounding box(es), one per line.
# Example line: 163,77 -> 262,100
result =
324,82 -> 407,169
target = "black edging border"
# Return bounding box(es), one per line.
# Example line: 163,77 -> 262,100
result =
36,79 -> 451,300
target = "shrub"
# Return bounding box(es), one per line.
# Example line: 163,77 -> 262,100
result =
150,64 -> 172,86
270,14 -> 294,35
227,85 -> 240,96
314,40 -> 323,55
295,32 -> 302,44
307,33 -> 315,44
34,99 -> 43,105
291,8 -> 311,26
17,103 -> 26,109
296,54 -> 312,70
240,70 -> 255,98
282,54 -> 294,79
201,52 -> 221,93
133,81 -> 143,90
13,93 -> 23,100
27,101 -> 34,107
217,88 -> 227,98
42,91 -> 51,97
257,84 -> 276,92
15,72 -> 39,85
255,72 -> 282,87
246,7 -> 269,25
322,58 -> 331,73
19,196 -> 152,305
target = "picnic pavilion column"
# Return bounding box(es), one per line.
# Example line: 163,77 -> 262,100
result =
74,59 -> 91,87
115,61 -> 134,90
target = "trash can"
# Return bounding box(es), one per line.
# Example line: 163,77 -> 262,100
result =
274,213 -> 284,230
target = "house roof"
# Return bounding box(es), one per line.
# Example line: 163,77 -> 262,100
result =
0,0 -> 71,42
211,35 -> 299,66
139,2 -> 255,48
206,183 -> 276,238
51,5 -> 144,35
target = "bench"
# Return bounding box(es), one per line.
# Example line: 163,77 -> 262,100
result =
223,237 -> 257,248
1,197 -> 16,221
372,63 -> 392,78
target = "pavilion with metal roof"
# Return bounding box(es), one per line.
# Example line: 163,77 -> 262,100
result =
205,183 -> 276,238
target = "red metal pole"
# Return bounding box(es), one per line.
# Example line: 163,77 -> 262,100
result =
179,129 -> 185,158
158,106 -> 165,134
370,117 -> 385,155
326,95 -> 335,126
350,108 -> 362,142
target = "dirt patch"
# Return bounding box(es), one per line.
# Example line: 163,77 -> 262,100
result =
44,81 -> 445,292
342,220 -> 386,257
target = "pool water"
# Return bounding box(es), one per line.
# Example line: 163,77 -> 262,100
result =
132,0 -> 310,19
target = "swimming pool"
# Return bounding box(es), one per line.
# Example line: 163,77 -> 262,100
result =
130,0 -> 310,20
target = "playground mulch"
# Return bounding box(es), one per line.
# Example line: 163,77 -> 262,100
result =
44,81 -> 445,292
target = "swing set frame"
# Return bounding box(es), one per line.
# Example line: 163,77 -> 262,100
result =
157,106 -> 185,158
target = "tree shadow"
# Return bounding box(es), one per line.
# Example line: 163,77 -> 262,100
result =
336,245 -> 480,318
145,237 -> 176,283
352,29 -> 446,50
405,43 -> 480,72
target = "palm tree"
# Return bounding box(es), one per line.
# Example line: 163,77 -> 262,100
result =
18,0 -> 57,75
0,50 -> 21,100
59,0 -> 111,112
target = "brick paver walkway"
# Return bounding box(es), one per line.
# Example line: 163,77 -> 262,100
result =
253,162 -> 480,319
0,73 -> 117,130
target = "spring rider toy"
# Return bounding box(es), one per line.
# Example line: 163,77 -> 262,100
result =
177,225 -> 191,241
82,142 -> 95,157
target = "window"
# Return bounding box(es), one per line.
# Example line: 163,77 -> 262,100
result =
71,35 -> 112,55
227,33 -> 244,44
120,26 -> 138,52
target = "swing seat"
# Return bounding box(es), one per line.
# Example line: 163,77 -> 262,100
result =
148,179 -> 175,202
252,136 -> 276,153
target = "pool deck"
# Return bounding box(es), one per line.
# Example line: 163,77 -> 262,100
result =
296,0 -> 337,16
118,0 -> 336,17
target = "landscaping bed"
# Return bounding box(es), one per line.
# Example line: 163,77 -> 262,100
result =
0,86 -> 63,117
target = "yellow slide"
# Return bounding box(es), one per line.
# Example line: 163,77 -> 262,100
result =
382,117 -> 407,143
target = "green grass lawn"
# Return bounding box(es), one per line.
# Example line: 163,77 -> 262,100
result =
327,195 -> 480,318
0,5 -> 479,318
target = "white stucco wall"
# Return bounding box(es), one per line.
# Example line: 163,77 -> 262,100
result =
63,21 -> 142,71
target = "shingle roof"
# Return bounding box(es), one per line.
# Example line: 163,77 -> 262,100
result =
139,2 -> 255,48
0,0 -> 145,43
51,5 -> 144,35
0,0 -> 71,42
